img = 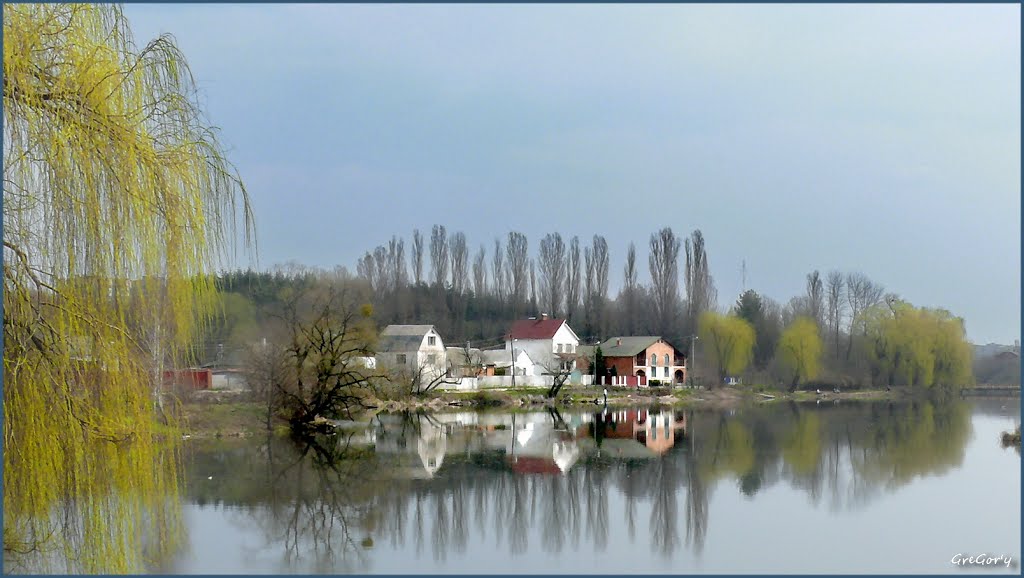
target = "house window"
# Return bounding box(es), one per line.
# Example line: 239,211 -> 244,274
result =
397,354 -> 407,364
428,354 -> 437,364
650,354 -> 656,366
428,336 -> 436,346
664,354 -> 670,367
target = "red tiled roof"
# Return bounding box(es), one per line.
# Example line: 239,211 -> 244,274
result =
508,456 -> 562,475
507,318 -> 565,340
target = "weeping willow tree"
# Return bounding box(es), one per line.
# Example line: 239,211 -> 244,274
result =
3,4 -> 252,571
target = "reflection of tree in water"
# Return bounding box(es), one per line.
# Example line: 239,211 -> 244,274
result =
181,399 -> 976,570
649,457 -> 681,556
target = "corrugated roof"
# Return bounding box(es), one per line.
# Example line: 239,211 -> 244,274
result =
508,318 -> 567,340
596,336 -> 661,357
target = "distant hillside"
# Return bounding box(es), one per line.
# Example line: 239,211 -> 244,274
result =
972,342 -> 1019,359
972,341 -> 1021,385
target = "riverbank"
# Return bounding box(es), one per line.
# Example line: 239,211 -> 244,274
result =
177,385 -> 914,438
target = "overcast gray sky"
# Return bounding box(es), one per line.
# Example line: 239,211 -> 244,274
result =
125,4 -> 1020,345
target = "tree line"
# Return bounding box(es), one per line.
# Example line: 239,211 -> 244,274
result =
209,224 -> 974,390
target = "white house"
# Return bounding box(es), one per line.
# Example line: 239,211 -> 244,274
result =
375,325 -> 447,381
480,348 -> 537,377
504,315 -> 580,374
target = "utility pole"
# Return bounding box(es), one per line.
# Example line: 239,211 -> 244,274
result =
510,338 -> 517,388
689,335 -> 699,388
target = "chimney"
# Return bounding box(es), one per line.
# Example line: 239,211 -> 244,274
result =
616,338 -> 622,347
541,313 -> 549,321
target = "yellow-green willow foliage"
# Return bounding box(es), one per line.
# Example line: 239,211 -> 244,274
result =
697,419 -> 756,483
777,317 -> 823,387
863,301 -> 973,387
852,401 -> 972,487
698,311 -> 755,381
3,4 -> 252,570
781,411 -> 823,476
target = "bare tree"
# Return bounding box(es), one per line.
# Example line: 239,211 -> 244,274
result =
806,270 -> 824,330
844,272 -> 884,359
566,236 -> 582,323
584,235 -> 610,339
356,252 -> 376,291
472,245 -> 487,297
491,237 -> 506,302
411,229 -> 424,286
395,360 -> 460,395
430,225 -> 449,289
684,230 -> 716,336
373,246 -> 389,292
274,285 -> 377,434
584,246 -> 596,336
449,231 -> 469,294
825,270 -> 845,359
649,227 -> 682,337
542,356 -> 576,398
244,339 -> 290,430
529,259 -> 539,316
506,231 -> 529,313
622,242 -> 639,335
538,232 -> 567,317
387,236 -> 408,290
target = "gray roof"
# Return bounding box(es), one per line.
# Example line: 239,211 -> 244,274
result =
575,345 -> 596,359
480,349 -> 514,368
377,325 -> 438,353
446,347 -> 482,367
381,325 -> 436,336
596,336 -> 662,357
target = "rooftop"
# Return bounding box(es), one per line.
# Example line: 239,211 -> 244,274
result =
597,336 -> 678,357
508,318 -> 567,340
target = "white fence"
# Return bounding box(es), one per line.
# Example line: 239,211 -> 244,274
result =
435,374 -> 595,391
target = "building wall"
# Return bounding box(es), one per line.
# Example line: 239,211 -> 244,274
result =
375,328 -> 447,380
551,323 -> 580,354
641,340 -> 686,382
433,374 -> 595,391
416,328 -> 447,378
211,371 -> 249,390
506,338 -> 552,374
603,341 -> 685,384
504,322 -> 580,374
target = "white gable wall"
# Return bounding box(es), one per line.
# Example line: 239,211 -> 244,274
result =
505,322 -> 580,373
416,328 -> 447,379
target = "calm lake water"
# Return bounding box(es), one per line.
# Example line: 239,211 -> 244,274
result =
155,398 -> 1018,574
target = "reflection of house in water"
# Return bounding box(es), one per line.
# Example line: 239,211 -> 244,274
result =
417,425 -> 447,477
498,415 -> 583,476
373,416 -> 450,479
579,408 -> 687,457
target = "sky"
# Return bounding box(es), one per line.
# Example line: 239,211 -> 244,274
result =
124,4 -> 1020,345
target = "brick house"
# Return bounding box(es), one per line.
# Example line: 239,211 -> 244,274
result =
583,336 -> 687,386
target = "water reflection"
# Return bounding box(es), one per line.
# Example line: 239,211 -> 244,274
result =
177,398 -> 989,572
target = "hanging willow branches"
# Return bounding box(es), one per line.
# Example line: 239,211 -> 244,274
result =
3,4 -> 252,570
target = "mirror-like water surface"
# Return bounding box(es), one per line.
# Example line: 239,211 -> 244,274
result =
10,398 -> 1020,574
164,398 -> 1019,574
